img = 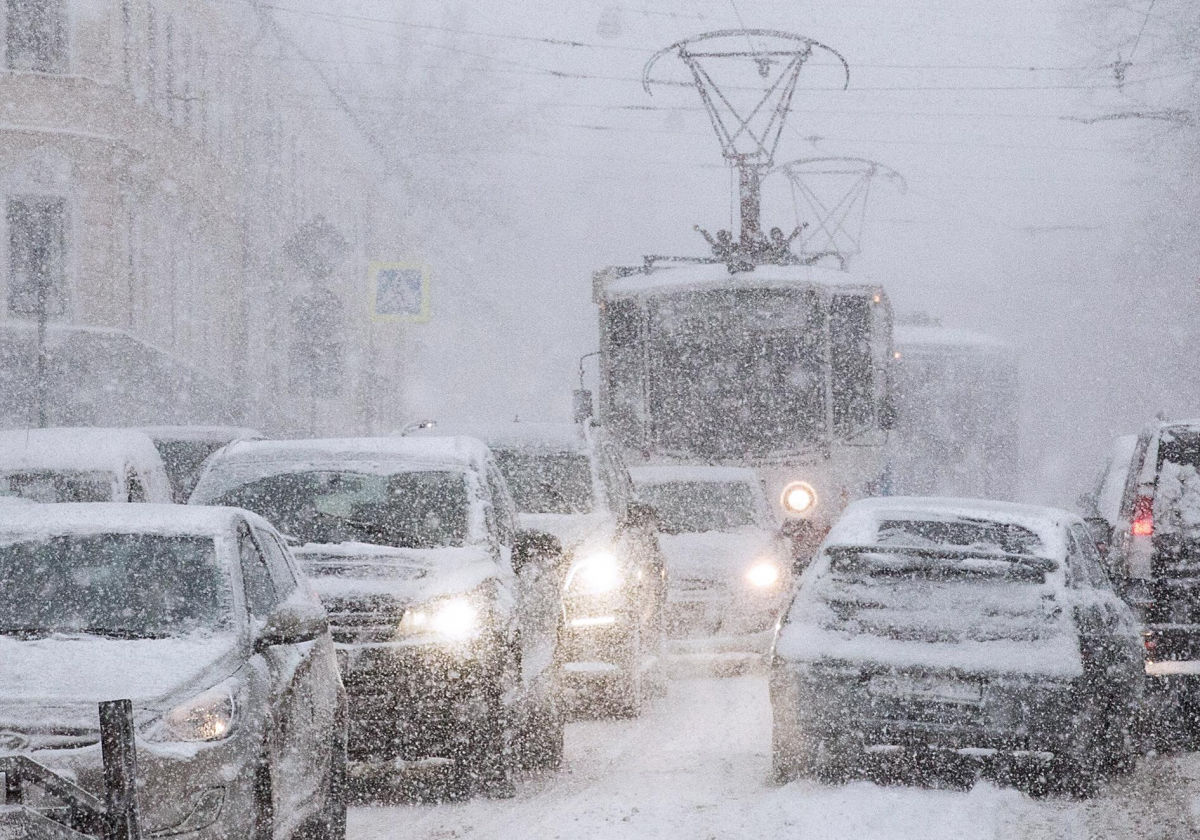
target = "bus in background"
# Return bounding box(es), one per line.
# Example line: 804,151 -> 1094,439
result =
888,315 -> 1019,499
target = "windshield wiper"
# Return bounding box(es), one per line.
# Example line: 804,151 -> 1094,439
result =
74,627 -> 170,640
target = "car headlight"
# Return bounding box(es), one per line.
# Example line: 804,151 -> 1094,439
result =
148,681 -> 237,743
565,551 -> 623,595
746,560 -> 782,588
397,596 -> 481,642
781,482 -> 817,514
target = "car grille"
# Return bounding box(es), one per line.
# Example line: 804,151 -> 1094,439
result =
324,595 -> 406,645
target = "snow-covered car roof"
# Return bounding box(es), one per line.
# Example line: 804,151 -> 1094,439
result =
430,421 -> 590,454
596,262 -> 880,300
139,425 -> 263,444
191,436 -> 493,502
628,464 -> 761,487
0,427 -> 167,476
825,496 -> 1073,559
0,502 -> 264,538
894,324 -> 1009,350
208,435 -> 489,469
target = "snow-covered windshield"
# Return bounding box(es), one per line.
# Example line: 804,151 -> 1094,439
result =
875,517 -> 1044,554
602,288 -> 826,460
1155,429 -> 1200,539
494,450 -> 593,514
639,481 -> 758,534
0,469 -> 114,503
210,469 -> 470,549
0,534 -> 227,638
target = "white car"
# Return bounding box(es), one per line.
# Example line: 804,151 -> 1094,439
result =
0,503 -> 346,838
629,465 -> 791,667
190,436 -> 566,796
0,427 -> 172,503
442,421 -> 667,716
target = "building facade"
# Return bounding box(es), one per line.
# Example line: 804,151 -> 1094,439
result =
0,0 -> 411,434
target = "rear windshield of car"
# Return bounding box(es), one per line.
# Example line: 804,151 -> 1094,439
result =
0,469 -> 115,503
816,543 -> 1060,644
494,450 -> 594,515
1155,429 -> 1200,538
210,469 -> 471,548
639,481 -> 759,534
876,517 -> 1043,555
0,534 -> 228,639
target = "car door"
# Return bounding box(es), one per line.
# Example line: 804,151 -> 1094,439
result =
240,523 -> 333,831
1067,525 -> 1144,685
487,461 -> 559,695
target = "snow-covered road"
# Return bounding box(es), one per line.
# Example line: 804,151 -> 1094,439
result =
349,675 -> 1200,839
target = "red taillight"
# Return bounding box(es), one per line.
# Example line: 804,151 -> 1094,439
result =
1131,495 -> 1154,537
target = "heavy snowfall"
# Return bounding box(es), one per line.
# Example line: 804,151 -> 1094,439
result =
2,1 -> 1200,839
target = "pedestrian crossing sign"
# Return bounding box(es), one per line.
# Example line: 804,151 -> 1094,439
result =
369,262 -> 431,323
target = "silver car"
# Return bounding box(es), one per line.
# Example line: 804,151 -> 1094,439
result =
0,503 -> 347,839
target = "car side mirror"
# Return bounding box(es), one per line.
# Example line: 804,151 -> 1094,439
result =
623,502 -> 659,531
512,529 -> 564,575
1083,517 -> 1113,555
254,600 -> 329,653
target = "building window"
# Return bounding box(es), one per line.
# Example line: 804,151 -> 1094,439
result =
6,0 -> 67,73
7,196 -> 67,319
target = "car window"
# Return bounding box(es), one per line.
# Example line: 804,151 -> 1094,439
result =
485,463 -> 516,545
1067,526 -> 1113,591
254,526 -> 298,598
239,527 -> 278,617
126,469 -> 148,503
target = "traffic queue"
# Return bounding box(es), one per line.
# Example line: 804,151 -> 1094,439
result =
0,415 -> 1196,839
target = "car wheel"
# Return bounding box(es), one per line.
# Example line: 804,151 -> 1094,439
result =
769,724 -> 819,785
251,754 -> 274,840
449,674 -> 517,799
297,736 -> 348,840
520,691 -> 565,770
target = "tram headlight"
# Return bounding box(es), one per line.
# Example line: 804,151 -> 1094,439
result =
781,482 -> 817,514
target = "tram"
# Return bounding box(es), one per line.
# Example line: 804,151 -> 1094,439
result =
591,259 -> 895,546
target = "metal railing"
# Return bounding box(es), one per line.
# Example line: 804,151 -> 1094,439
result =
0,700 -> 141,840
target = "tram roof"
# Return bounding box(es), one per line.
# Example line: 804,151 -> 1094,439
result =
595,261 -> 882,300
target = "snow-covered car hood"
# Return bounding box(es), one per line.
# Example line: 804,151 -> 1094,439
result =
0,633 -> 240,728
658,530 -> 781,582
296,542 -> 501,606
517,511 -> 617,554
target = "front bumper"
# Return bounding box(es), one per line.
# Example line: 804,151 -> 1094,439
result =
769,662 -> 1081,759
664,582 -> 785,656
336,641 -> 501,762
11,734 -> 258,839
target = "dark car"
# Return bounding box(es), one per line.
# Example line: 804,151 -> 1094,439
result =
190,436 -> 566,797
441,421 -> 667,716
1082,420 -> 1200,739
140,425 -> 263,502
0,503 -> 347,839
770,497 -> 1143,794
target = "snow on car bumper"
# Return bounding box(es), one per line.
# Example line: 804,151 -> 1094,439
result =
336,642 -> 499,762
769,661 -> 1079,757
18,735 -> 258,839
